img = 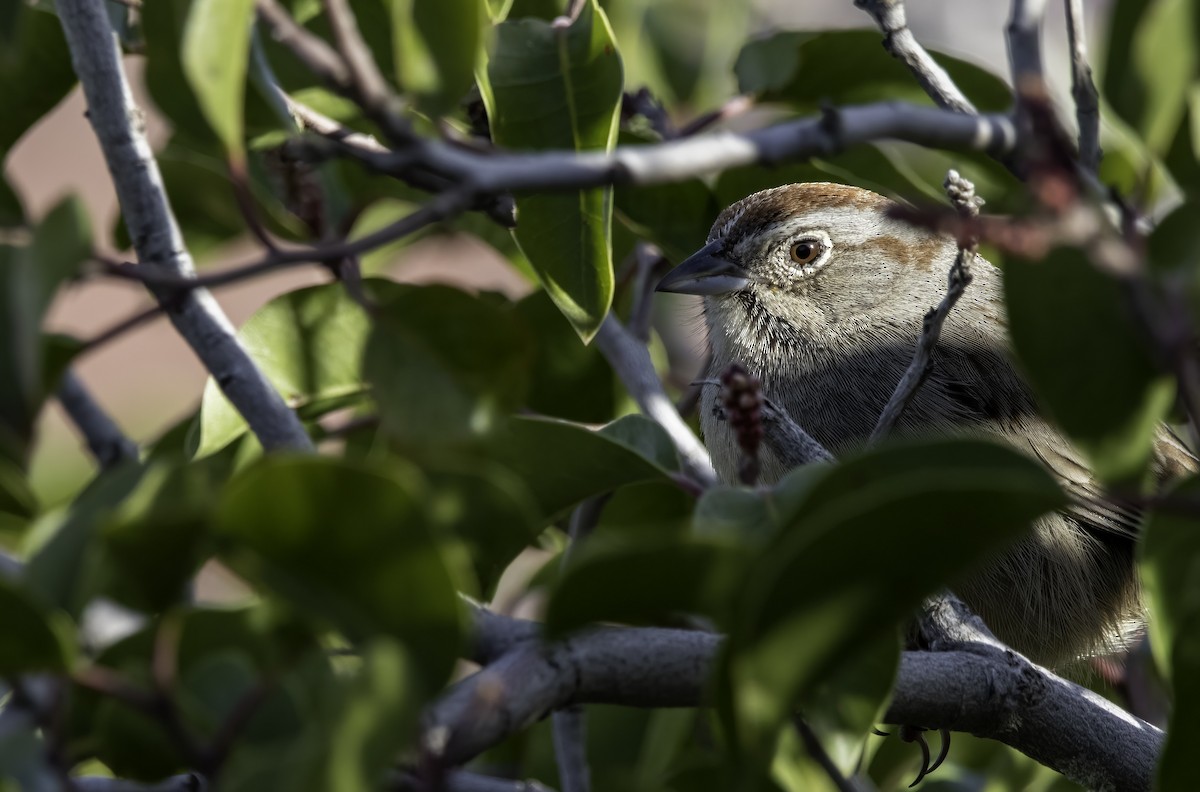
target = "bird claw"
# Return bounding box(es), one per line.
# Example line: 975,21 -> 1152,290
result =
876,725 -> 950,787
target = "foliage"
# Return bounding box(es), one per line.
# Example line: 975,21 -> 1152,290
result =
1,0 -> 1198,790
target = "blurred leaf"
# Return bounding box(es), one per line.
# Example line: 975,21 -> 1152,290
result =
799,632 -> 898,776
99,461 -> 222,612
195,282 -> 384,457
599,413 -> 681,471
485,415 -> 673,519
23,463 -> 145,616
182,0 -> 256,159
366,285 -> 533,445
479,0 -> 623,339
1102,0 -> 1200,156
721,438 -> 1063,770
1164,85 -> 1200,196
0,175 -> 25,229
1004,247 -> 1175,482
594,480 -> 693,538
614,175 -> 720,262
736,30 -> 1011,113
641,0 -> 746,107
545,539 -> 746,637
217,456 -> 464,686
0,576 -> 74,675
390,0 -> 484,115
0,5 -> 77,154
515,290 -> 617,422
349,198 -> 420,274
0,456 -> 37,536
0,196 -> 90,465
425,464 -> 541,596
1139,475 -> 1200,791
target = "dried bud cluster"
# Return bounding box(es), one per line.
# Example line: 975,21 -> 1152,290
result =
720,363 -> 763,486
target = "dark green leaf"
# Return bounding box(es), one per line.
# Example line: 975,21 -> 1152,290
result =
0,577 -> 74,675
23,462 -> 145,616
425,464 -> 540,596
0,174 -> 26,229
1139,475 -> 1200,791
389,0 -> 484,115
594,480 -> 693,538
735,30 -> 1011,113
182,0 -> 257,159
0,5 -> 77,154
0,196 -> 91,465
195,282 -> 384,457
0,455 -> 38,534
515,290 -> 616,423
599,414 -> 681,472
99,461 -> 221,612
480,0 -> 623,339
614,177 -> 720,262
366,285 -> 533,445
486,416 -> 673,519
217,456 -> 464,686
1004,247 -> 1175,482
545,539 -> 746,637
721,438 -> 1063,767
1102,0 -> 1200,156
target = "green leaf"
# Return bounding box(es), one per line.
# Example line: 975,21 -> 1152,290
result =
735,30 -> 1011,113
195,283 -> 383,457
515,290 -> 617,423
0,577 -> 74,675
0,196 -> 91,465
486,415 -> 674,519
1102,0 -> 1200,156
545,539 -> 746,637
182,0 -> 257,159
479,0 -> 624,339
1139,475 -> 1200,791
0,174 -> 25,229
720,438 -> 1063,769
594,480 -> 693,539
217,456 -> 464,686
99,461 -> 221,612
614,176 -> 721,263
365,285 -> 533,445
1004,247 -> 1175,482
424,464 -> 541,596
0,5 -> 77,154
389,0 -> 485,115
23,463 -> 146,616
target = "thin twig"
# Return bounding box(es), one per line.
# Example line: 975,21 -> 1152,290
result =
1063,0 -> 1101,171
101,189 -> 472,293
868,171 -> 981,444
792,716 -> 869,792
550,706 -> 590,792
318,0 -> 407,142
594,316 -> 718,488
759,396 -> 834,467
676,95 -> 755,138
854,0 -> 976,114
57,371 -> 139,468
1007,0 -> 1050,90
56,0 -> 314,452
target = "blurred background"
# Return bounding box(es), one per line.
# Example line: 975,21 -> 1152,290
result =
5,0 -> 1110,506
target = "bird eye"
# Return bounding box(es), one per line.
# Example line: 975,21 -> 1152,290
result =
789,239 -> 822,265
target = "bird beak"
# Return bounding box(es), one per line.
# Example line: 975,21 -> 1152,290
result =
656,240 -> 749,296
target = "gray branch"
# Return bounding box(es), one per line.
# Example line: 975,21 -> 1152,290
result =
55,0 -> 313,453
429,609 -> 1161,791
1006,0 -> 1049,88
550,706 -> 590,792
73,776 -> 204,792
854,0 -> 977,114
760,398 -> 834,466
57,371 -> 139,468
868,171 -> 981,444
595,316 -> 718,487
1064,0 -> 1101,171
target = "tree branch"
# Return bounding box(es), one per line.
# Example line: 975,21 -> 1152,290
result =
432,609 -> 1161,791
594,316 -> 718,487
1063,0 -> 1101,171
55,0 -> 314,452
854,0 -> 977,114
869,171 -> 981,444
1006,0 -> 1049,89
57,371 -> 139,468
760,397 -> 834,467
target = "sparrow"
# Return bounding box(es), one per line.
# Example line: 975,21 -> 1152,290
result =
658,182 -> 1195,667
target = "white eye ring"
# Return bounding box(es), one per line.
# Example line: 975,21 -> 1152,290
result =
785,232 -> 832,276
